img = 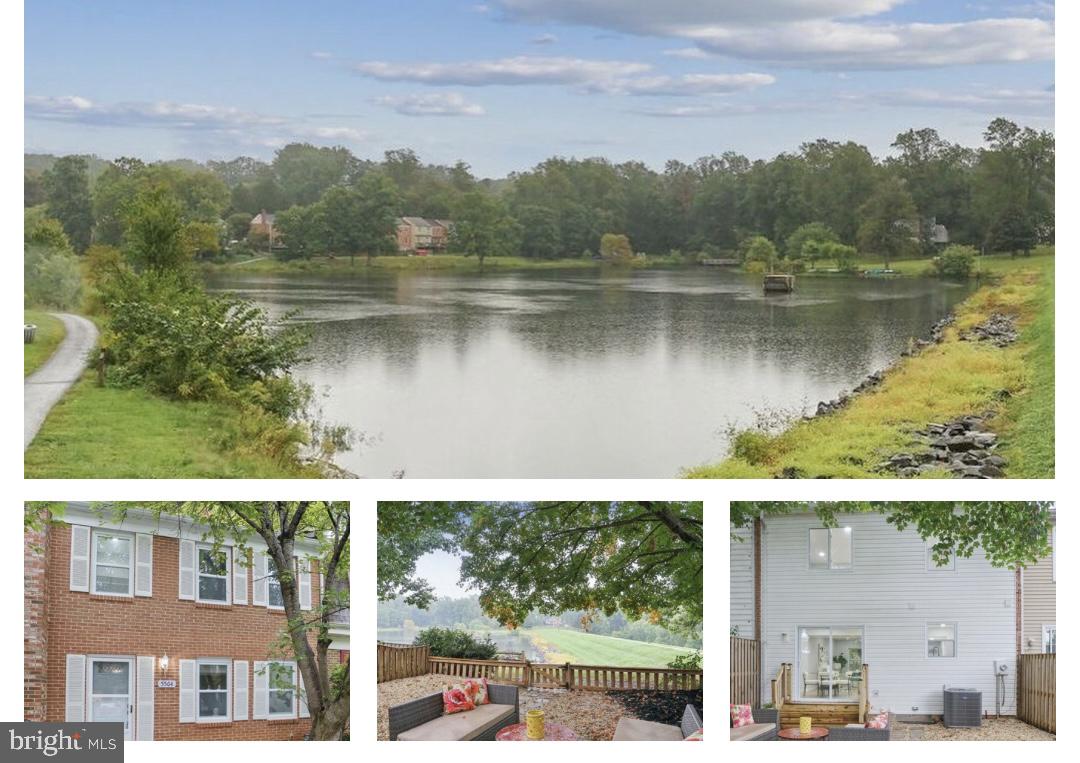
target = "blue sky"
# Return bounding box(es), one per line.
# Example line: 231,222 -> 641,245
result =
25,1 -> 1054,176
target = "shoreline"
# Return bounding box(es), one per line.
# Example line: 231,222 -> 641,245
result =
684,252 -> 1054,479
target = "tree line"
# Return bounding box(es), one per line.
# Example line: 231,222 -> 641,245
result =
25,117 -> 1053,267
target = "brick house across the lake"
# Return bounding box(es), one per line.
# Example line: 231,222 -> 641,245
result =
396,217 -> 453,253
24,502 -> 349,741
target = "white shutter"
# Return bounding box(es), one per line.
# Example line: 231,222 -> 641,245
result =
299,559 -> 312,611
298,665 -> 309,718
253,661 -> 269,719
178,540 -> 195,600
252,552 -> 267,607
232,547 -> 248,605
65,654 -> 86,721
233,660 -> 249,721
136,656 -> 155,740
179,659 -> 196,723
69,526 -> 90,592
134,534 -> 153,597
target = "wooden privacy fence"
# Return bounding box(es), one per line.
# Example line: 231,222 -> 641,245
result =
730,637 -> 759,706
377,642 -> 430,683
427,655 -> 703,692
1017,653 -> 1055,734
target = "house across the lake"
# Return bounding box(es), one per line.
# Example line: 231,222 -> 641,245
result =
731,509 -> 1054,725
249,210 -> 277,245
24,502 -> 349,741
397,217 -> 453,253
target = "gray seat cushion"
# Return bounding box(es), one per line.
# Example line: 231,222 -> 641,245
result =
613,717 -> 685,741
730,722 -> 775,741
398,703 -> 516,741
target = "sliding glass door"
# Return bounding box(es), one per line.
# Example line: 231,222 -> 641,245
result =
797,627 -> 863,701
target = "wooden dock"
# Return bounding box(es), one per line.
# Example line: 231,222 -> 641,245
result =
763,273 -> 795,292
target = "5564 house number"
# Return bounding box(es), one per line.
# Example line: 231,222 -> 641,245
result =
158,679 -> 177,688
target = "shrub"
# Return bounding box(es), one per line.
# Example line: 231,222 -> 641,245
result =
730,430 -> 774,465
24,245 -> 82,309
599,233 -> 634,260
934,244 -> 977,279
413,627 -> 498,660
667,651 -> 703,670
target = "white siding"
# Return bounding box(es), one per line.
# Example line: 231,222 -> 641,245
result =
761,512 -> 1017,715
730,526 -> 755,638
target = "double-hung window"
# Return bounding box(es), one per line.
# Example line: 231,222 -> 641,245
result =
196,546 -> 229,603
268,558 -> 284,609
197,659 -> 230,721
267,662 -> 295,717
809,527 -> 852,570
92,531 -> 133,596
1043,625 -> 1056,654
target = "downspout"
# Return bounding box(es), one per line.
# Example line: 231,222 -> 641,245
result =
754,515 -> 764,705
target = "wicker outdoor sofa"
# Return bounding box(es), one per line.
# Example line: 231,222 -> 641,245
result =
730,708 -> 779,741
613,703 -> 703,740
389,683 -> 519,741
826,712 -> 894,740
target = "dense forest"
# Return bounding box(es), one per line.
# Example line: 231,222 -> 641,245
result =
25,117 -> 1053,270
378,595 -> 702,649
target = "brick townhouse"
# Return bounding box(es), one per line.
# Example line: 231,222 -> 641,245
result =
24,503 -> 350,741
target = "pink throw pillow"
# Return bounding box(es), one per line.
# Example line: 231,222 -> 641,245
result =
443,684 -> 476,714
684,728 -> 704,741
730,704 -> 754,728
865,712 -> 888,729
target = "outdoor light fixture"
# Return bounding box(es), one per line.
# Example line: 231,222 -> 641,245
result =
159,653 -> 169,672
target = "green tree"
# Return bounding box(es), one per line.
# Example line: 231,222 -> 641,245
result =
819,241 -> 858,272
451,191 -> 519,266
183,220 -> 222,260
784,221 -> 838,262
856,176 -> 918,268
43,155 -> 94,252
934,244 -> 977,279
273,143 -> 357,206
515,205 -> 561,259
741,235 -> 778,272
730,501 -> 1053,569
376,502 -> 461,608
25,207 -> 72,250
276,204 -> 324,260
114,501 -> 349,740
123,186 -> 190,277
599,232 -> 634,261
354,173 -> 402,265
991,205 -> 1038,256
226,212 -> 254,242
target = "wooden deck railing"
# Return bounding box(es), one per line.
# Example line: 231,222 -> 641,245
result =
424,655 -> 703,691
1017,653 -> 1055,734
858,663 -> 869,722
730,637 -> 760,706
377,642 -> 430,683
771,662 -> 792,710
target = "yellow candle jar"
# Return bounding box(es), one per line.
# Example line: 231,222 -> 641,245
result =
799,716 -> 812,736
526,709 -> 545,740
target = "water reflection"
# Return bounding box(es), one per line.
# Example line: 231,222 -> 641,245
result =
205,268 -> 969,478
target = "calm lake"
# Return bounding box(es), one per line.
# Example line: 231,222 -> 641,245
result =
205,267 -> 970,478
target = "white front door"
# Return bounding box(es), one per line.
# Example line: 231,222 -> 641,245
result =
87,657 -> 134,740
797,627 -> 864,702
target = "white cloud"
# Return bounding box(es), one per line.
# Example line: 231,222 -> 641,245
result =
663,47 -> 710,60
25,94 -> 372,147
491,1 -> 1054,70
375,92 -> 486,116
870,86 -> 1054,115
590,72 -> 775,96
309,51 -> 334,60
531,33 -> 559,44
352,56 -> 650,85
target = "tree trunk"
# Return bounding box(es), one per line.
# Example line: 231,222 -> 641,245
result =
309,687 -> 350,740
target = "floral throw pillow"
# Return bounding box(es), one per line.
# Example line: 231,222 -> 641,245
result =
730,704 -> 754,728
865,712 -> 889,729
465,677 -> 490,706
684,728 -> 704,741
443,684 -> 476,714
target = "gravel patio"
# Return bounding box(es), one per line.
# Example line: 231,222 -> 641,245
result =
891,717 -> 1055,741
377,674 -> 702,740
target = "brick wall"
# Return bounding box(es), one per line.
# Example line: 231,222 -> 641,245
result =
24,515 -> 50,722
41,523 -> 338,741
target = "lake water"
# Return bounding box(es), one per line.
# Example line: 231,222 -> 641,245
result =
205,267 -> 970,478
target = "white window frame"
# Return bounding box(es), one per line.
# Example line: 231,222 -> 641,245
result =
926,539 -> 956,571
795,626 -> 865,703
267,661 -> 296,719
90,530 -> 135,597
267,557 -> 285,611
195,544 -> 231,605
926,622 -> 958,658
808,527 -> 853,570
196,658 -> 232,723
1042,624 -> 1056,654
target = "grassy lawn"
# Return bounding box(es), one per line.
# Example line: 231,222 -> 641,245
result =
24,373 -> 317,478
522,627 -> 697,667
686,252 -> 1054,478
24,310 -> 65,377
